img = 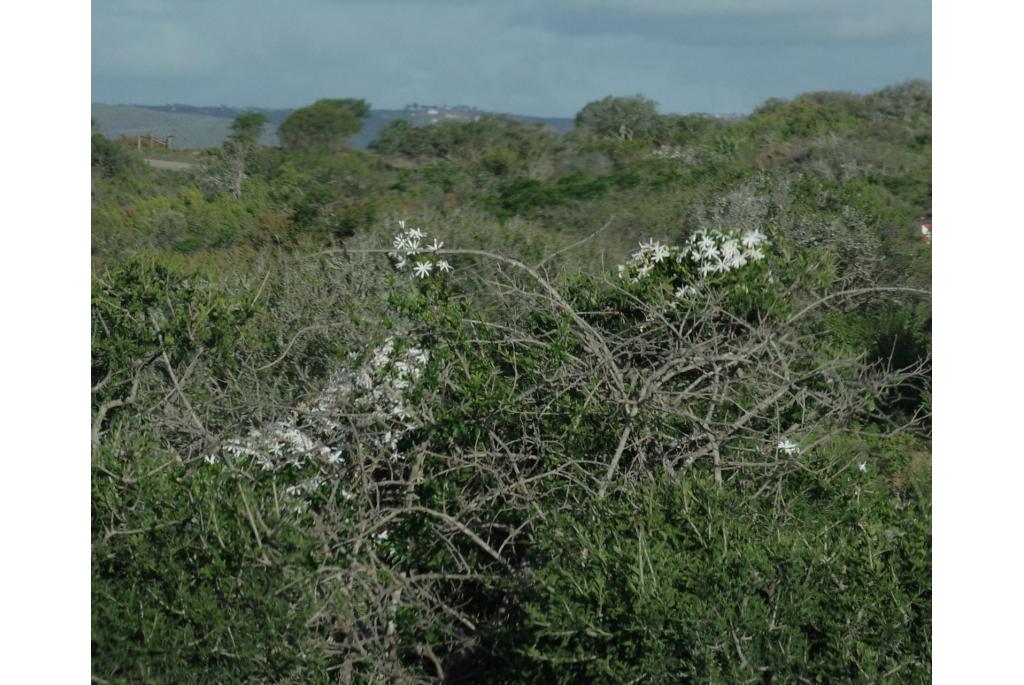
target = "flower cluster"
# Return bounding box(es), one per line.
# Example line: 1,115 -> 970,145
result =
685,228 -> 767,277
616,238 -> 674,282
617,228 -> 769,296
204,336 -> 430,511
388,220 -> 453,278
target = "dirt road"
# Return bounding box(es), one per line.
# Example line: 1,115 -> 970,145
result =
143,158 -> 198,172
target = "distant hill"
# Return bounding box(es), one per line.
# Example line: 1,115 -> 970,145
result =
91,103 -> 575,150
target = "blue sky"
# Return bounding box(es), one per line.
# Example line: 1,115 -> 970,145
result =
92,0 -> 931,117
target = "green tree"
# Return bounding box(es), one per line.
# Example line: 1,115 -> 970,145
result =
209,112 -> 270,199
228,111 -> 268,144
278,98 -> 370,152
574,94 -> 660,140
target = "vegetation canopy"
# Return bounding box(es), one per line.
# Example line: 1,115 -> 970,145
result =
278,98 -> 371,152
91,83 -> 931,684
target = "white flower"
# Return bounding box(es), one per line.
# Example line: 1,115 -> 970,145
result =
617,264 -> 626,278
407,228 -> 425,240
436,259 -> 453,273
651,243 -> 671,263
395,257 -> 407,270
720,239 -> 741,262
777,438 -> 800,456
393,235 -> 409,250
744,247 -> 765,262
858,461 -> 867,472
398,219 -> 406,229
413,261 -> 433,279
724,252 -> 748,270
741,230 -> 767,249
374,529 -> 390,541
674,285 -> 698,300
425,239 -> 444,252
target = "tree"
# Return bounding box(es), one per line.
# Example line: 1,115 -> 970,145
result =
204,113 -> 271,199
228,111 -> 268,144
278,98 -> 370,152
203,113 -> 268,199
574,94 -> 660,140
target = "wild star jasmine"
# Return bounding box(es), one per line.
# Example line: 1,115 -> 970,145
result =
389,222 -> 454,277
777,438 -> 801,456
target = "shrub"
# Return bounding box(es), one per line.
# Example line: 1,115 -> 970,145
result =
512,435 -> 931,684
92,443 -> 330,684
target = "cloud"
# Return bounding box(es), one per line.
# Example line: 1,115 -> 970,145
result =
512,0 -> 930,46
92,0 -> 930,116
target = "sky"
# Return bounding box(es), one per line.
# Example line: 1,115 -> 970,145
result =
92,0 -> 931,117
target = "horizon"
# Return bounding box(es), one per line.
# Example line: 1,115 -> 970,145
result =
92,1 -> 931,119
91,77 -> 930,120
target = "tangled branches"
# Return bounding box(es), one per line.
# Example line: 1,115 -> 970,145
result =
184,223 -> 931,681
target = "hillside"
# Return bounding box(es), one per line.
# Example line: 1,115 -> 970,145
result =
91,102 -> 575,150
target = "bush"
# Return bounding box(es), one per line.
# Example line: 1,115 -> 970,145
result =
92,132 -> 136,178
92,444 -> 330,684
513,436 -> 931,684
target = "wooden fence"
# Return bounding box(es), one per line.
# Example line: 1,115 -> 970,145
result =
114,132 -> 175,150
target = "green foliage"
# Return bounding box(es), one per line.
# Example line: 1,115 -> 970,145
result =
92,444 -> 330,684
92,131 -> 135,178
91,82 -> 932,683
484,172 -> 640,218
513,437 -> 931,684
279,98 -> 371,152
91,257 -> 254,425
228,111 -> 268,144
575,94 -> 660,140
373,115 -> 559,178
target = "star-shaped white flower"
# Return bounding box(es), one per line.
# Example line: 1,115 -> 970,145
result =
436,259 -> 453,273
426,239 -> 444,252
651,242 -> 671,263
741,230 -> 767,249
744,247 -> 765,262
858,462 -> 867,472
674,285 -> 698,300
413,261 -> 433,279
407,228 -> 425,240
777,438 -> 800,456
720,239 -> 741,262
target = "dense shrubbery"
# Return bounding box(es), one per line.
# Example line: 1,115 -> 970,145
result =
92,84 -> 931,683
515,437 -> 930,684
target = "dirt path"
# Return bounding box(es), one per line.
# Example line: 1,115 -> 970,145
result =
143,158 -> 198,171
